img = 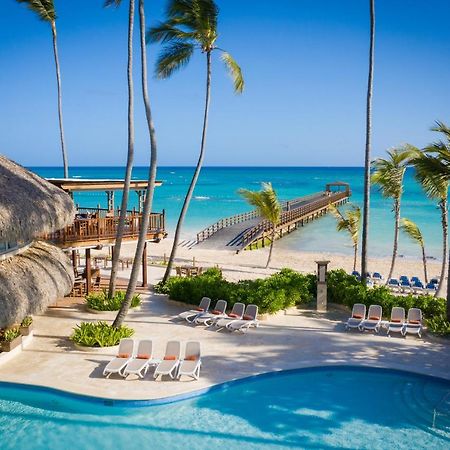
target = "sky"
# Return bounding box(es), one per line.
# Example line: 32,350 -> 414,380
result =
0,0 -> 449,167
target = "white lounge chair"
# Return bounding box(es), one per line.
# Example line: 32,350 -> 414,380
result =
194,299 -> 227,326
387,307 -> 406,336
103,338 -> 135,378
154,340 -> 181,380
214,302 -> 245,330
176,297 -> 211,322
404,308 -> 423,338
346,303 -> 366,331
123,339 -> 158,379
361,305 -> 382,333
227,304 -> 259,333
178,341 -> 201,380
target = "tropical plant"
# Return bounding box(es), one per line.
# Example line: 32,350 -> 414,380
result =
239,183 -> 282,268
20,316 -> 33,327
411,122 -> 450,319
16,0 -> 69,177
104,0 -> 136,298
371,146 -> 416,283
112,0 -> 159,328
360,0 -> 376,283
0,327 -> 21,342
86,290 -> 141,311
412,140 -> 449,301
329,204 -> 361,271
149,0 -> 244,284
400,218 -> 428,283
70,321 -> 134,347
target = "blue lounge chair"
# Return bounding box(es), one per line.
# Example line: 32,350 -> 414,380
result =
372,272 -> 383,280
351,271 -> 361,279
400,279 -> 411,293
399,275 -> 410,284
411,276 -> 420,284
412,280 -> 424,294
388,278 -> 400,292
426,282 -> 438,294
430,278 -> 439,286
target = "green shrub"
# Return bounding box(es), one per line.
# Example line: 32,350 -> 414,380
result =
70,321 -> 134,347
21,316 -> 33,327
0,327 -> 21,342
85,290 -> 141,311
426,315 -> 450,336
158,267 -> 314,314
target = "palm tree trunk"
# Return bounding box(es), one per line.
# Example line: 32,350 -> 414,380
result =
436,199 -> 447,298
361,0 -> 375,282
421,242 -> 428,284
266,228 -> 276,269
386,198 -> 400,283
161,51 -> 212,284
51,21 -> 68,178
108,0 -> 135,298
113,0 -> 157,328
353,244 -> 358,272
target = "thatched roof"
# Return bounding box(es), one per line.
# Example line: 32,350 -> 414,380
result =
0,241 -> 74,328
0,155 -> 75,243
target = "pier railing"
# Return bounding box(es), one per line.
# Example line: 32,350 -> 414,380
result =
241,191 -> 348,249
196,210 -> 259,243
44,208 -> 166,247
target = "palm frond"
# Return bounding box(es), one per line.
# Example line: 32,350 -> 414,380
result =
329,203 -> 361,246
238,183 -> 281,226
221,52 -> 244,93
155,41 -> 195,79
412,152 -> 448,200
400,218 -> 424,246
146,21 -> 195,44
431,120 -> 450,142
16,0 -> 55,22
104,0 -> 122,7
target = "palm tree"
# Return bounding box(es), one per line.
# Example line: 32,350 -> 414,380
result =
238,183 -> 281,268
104,0 -> 136,298
412,122 -> 450,300
371,146 -> 416,283
400,218 -> 428,284
17,0 -> 69,177
113,0 -> 158,328
361,0 -> 376,283
329,204 -> 361,271
148,0 -> 244,284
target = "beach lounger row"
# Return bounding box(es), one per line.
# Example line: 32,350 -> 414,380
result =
346,304 -> 423,337
103,339 -> 201,380
176,297 -> 259,333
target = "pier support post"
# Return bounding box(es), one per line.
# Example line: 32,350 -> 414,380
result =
316,260 -> 330,312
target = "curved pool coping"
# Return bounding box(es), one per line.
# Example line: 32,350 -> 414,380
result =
1,364 -> 449,408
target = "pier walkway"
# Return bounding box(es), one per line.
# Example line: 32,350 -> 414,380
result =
192,182 -> 351,251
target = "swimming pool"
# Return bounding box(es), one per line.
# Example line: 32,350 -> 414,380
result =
0,367 -> 449,449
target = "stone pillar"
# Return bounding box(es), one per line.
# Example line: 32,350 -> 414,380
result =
316,260 -> 330,312
135,190 -> 145,213
106,190 -> 115,211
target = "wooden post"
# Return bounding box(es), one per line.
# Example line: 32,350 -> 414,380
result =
142,242 -> 148,287
85,248 -> 92,295
71,250 -> 77,270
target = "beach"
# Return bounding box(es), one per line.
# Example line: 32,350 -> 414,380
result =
116,238 -> 443,285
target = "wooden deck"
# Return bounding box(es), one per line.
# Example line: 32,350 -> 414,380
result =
44,207 -> 167,248
195,186 -> 351,251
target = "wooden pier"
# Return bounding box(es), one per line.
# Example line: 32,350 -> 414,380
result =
194,182 -> 351,251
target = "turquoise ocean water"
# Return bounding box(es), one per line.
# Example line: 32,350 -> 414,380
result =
31,166 -> 444,260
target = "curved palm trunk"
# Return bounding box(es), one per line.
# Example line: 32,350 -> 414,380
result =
353,244 -> 358,272
265,228 -> 276,269
420,242 -> 428,284
161,51 -> 212,284
108,0 -> 135,298
361,0 -> 375,282
386,198 -> 400,283
51,21 -> 68,178
436,199 -> 447,299
113,0 -> 157,328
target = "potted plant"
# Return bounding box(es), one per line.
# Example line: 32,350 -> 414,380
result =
20,316 -> 33,336
0,327 -> 22,352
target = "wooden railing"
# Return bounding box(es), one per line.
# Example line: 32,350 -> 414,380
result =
196,210 -> 259,243
45,209 -> 166,246
241,191 -> 348,249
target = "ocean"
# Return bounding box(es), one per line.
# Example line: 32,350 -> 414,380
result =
31,166 -> 444,261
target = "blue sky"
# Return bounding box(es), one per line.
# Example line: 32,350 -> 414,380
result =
1,0 -> 449,167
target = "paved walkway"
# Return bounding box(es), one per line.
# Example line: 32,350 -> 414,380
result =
0,293 -> 448,401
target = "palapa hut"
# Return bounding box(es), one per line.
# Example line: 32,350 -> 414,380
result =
0,155 -> 75,328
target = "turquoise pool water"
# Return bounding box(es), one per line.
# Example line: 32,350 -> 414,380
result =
0,367 -> 449,449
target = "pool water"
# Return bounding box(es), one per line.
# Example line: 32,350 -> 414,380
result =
0,367 -> 449,449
